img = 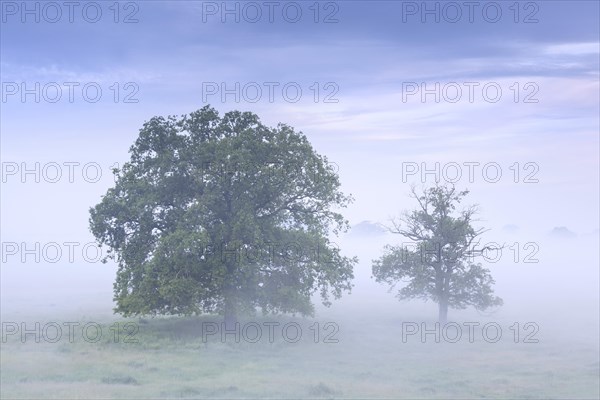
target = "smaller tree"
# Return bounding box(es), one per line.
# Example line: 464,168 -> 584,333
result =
372,185 -> 502,323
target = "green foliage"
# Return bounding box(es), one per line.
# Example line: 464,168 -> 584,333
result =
90,106 -> 356,318
372,185 -> 502,319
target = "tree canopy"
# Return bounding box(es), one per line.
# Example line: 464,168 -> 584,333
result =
90,106 -> 356,323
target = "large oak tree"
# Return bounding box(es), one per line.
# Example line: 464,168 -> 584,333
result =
90,106 -> 356,326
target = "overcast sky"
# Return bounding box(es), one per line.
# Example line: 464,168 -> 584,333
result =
1,0 -> 598,258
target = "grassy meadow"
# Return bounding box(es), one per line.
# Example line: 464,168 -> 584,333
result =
1,306 -> 599,399
2,235 -> 598,399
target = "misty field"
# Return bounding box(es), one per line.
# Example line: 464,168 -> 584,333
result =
2,235 -> 598,399
2,307 -> 598,399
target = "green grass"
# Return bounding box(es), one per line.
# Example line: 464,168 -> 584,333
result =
1,312 -> 598,399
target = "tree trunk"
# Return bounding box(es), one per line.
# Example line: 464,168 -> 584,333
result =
222,249 -> 238,330
435,268 -> 448,324
223,286 -> 237,331
438,266 -> 450,325
438,298 -> 448,325
224,308 -> 237,331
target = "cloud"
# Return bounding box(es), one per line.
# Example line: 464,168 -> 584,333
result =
543,42 -> 600,56
0,62 -> 162,84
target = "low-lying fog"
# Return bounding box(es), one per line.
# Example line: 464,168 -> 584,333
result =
2,222 -> 598,349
